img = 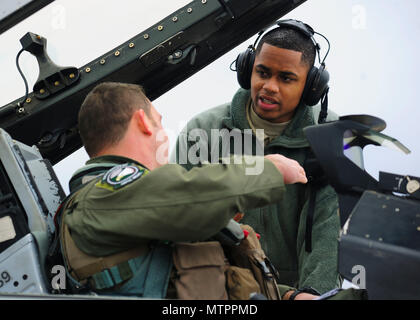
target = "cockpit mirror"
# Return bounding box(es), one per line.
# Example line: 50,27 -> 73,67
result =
304,114 -> 410,226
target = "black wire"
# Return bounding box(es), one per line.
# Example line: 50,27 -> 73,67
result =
318,87 -> 329,124
16,48 -> 29,107
314,31 -> 331,65
229,59 -> 237,71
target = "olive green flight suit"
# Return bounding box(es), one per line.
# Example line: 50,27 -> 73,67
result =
173,88 -> 342,294
64,155 -> 286,258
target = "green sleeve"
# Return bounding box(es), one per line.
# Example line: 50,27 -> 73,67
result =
296,185 -> 342,294
67,158 -> 285,255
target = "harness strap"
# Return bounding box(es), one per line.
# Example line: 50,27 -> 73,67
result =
305,186 -> 317,252
88,244 -> 173,295
90,255 -> 146,290
62,224 -> 148,287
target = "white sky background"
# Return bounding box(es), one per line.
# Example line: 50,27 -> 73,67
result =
0,0 -> 419,194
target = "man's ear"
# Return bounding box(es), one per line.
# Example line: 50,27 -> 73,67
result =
134,109 -> 153,136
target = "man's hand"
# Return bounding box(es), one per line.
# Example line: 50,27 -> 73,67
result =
283,290 -> 318,300
264,154 -> 308,184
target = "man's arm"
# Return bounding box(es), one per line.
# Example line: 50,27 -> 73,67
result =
67,156 -> 305,255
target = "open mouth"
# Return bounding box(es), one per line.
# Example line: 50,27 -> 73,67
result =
258,95 -> 278,110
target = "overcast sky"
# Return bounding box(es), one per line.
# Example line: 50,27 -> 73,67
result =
1,0 -> 419,193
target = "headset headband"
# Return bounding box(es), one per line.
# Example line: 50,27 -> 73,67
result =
253,19 -> 330,66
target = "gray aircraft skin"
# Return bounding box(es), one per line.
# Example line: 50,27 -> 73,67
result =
0,0 -> 419,300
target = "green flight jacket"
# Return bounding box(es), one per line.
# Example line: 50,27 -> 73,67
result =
173,88 -> 342,294
64,155 -> 286,257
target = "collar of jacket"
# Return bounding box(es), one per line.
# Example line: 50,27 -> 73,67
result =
69,155 -> 150,193
86,154 -> 150,169
221,88 -> 314,149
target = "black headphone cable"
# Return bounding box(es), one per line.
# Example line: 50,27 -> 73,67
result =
16,48 -> 29,109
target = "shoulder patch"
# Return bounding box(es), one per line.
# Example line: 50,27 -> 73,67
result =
96,164 -> 145,191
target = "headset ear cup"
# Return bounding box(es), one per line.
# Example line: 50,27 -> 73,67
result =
303,64 -> 330,106
302,66 -> 317,105
235,47 -> 255,90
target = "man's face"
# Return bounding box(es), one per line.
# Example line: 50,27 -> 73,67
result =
148,103 -> 169,166
250,43 -> 309,123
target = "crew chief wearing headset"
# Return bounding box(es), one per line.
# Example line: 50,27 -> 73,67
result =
172,20 -> 341,300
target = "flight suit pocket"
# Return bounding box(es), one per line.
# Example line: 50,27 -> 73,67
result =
172,241 -> 228,300
225,266 -> 261,300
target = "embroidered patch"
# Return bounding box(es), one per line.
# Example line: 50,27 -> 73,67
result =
97,164 -> 145,190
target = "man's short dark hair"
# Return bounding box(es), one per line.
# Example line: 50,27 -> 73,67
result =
255,27 -> 316,70
78,82 -> 151,157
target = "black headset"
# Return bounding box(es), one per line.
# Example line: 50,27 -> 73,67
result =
233,19 -> 330,108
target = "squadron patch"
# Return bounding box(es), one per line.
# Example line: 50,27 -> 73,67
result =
96,164 -> 145,190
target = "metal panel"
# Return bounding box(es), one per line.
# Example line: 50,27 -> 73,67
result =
0,234 -> 49,294
339,190 -> 420,299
